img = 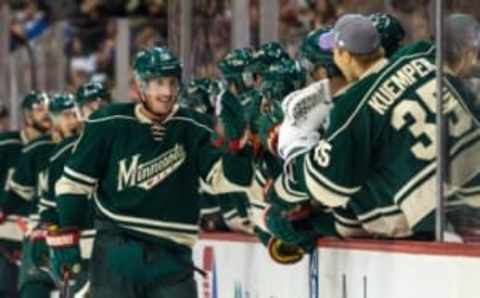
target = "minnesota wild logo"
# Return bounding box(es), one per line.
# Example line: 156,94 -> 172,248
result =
117,144 -> 186,191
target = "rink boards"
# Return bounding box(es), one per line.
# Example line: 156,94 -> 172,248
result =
193,233 -> 480,298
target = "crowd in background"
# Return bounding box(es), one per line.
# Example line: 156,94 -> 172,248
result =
4,0 -> 452,96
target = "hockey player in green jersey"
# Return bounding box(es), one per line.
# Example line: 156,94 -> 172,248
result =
47,47 -> 253,298
267,13 -> 480,243
38,92 -> 97,296
0,92 -> 52,298
1,91 -> 55,298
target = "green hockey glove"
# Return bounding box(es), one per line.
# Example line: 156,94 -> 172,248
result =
265,206 -> 315,251
213,89 -> 248,153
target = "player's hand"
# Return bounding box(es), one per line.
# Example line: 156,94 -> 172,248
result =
46,227 -> 81,278
257,100 -> 284,155
265,206 -> 316,250
213,88 -> 248,153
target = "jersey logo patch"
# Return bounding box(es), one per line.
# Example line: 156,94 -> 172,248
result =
117,144 -> 186,191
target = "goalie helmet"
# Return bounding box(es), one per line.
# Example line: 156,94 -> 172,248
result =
248,42 -> 290,75
76,82 -> 110,106
133,47 -> 182,87
260,59 -> 306,102
218,47 -> 255,93
179,78 -> 215,115
21,91 -> 49,110
368,13 -> 405,57
48,92 -> 77,116
299,26 -> 342,78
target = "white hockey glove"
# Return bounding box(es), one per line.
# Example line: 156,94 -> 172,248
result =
277,123 -> 320,163
281,79 -> 333,132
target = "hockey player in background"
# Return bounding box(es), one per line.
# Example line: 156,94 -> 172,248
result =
0,92 -> 52,298
1,91 -> 55,298
40,89 -> 108,296
47,47 -> 253,298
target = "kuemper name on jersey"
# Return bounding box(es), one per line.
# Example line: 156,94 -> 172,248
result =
117,144 -> 186,191
368,58 -> 435,115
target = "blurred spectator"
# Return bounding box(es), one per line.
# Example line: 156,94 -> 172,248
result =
10,0 -> 50,50
0,104 -> 9,133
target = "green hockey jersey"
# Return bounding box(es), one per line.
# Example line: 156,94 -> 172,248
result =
282,44 -> 480,237
4,134 -> 55,229
0,131 -> 29,244
38,135 -> 78,225
56,103 -> 253,248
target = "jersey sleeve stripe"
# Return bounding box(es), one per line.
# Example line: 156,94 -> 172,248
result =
199,206 -> 221,216
305,155 -> 361,195
39,197 -> 57,208
272,176 -> 306,204
55,176 -> 95,196
64,166 -> 98,185
8,180 -> 34,201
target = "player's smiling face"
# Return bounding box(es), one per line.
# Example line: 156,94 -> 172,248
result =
142,76 -> 179,117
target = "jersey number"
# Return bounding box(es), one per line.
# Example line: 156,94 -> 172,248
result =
391,79 -> 472,161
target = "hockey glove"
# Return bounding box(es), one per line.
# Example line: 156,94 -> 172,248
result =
277,122 -> 320,163
213,89 -> 248,153
281,79 -> 333,132
257,100 -> 284,155
265,206 -> 315,251
46,227 -> 81,278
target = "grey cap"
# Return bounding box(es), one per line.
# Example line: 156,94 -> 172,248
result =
319,14 -> 381,54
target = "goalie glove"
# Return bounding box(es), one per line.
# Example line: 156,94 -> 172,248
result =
46,227 -> 82,278
282,79 -> 333,132
277,122 -> 320,163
